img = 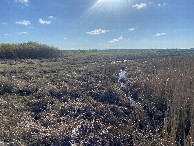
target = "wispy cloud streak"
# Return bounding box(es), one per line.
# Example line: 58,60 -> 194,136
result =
109,36 -> 123,43
87,29 -> 109,35
132,3 -> 147,9
155,33 -> 166,37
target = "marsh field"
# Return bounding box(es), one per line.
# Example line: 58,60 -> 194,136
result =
0,45 -> 193,145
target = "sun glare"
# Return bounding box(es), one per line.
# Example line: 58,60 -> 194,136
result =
97,0 -> 103,4
92,0 -> 124,10
77,0 -> 126,21
96,0 -> 119,4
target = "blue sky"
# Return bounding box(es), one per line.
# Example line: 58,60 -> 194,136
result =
0,0 -> 194,49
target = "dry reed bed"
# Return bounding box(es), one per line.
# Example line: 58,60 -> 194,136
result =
0,54 -> 193,145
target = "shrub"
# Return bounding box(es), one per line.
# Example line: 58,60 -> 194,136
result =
0,81 -> 13,94
0,42 -> 61,59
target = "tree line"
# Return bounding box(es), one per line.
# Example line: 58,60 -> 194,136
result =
0,42 -> 61,59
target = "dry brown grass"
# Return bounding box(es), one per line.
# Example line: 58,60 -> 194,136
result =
0,51 -> 193,145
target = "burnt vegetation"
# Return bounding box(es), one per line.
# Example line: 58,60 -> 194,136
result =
0,44 -> 193,145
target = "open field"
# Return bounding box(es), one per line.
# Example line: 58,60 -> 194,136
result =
0,49 -> 193,145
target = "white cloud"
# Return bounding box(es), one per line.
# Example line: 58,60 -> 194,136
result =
19,32 -> 28,35
16,20 -> 30,25
39,18 -> 51,24
132,3 -> 147,9
4,34 -> 9,36
155,33 -> 166,37
87,29 -> 109,35
64,38 -> 67,40
2,22 -> 7,25
15,0 -> 29,6
109,36 -> 123,43
48,16 -> 56,19
158,3 -> 166,6
129,27 -> 135,31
